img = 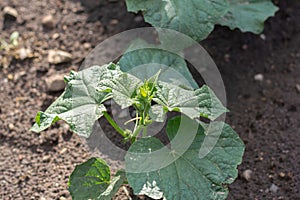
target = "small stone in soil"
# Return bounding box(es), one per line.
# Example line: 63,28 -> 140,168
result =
18,48 -> 32,60
46,74 -> 66,92
269,184 -> 279,193
42,155 -> 51,162
224,54 -> 230,62
42,14 -> 55,29
83,43 -> 91,49
8,123 -> 15,131
3,6 -> 18,20
110,19 -> 119,25
260,34 -> 266,40
48,49 -> 72,64
59,148 -> 67,154
242,169 -> 252,181
254,73 -> 264,81
7,74 -> 14,80
279,172 -> 285,178
52,33 -> 60,40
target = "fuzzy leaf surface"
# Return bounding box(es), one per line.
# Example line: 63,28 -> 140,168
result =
125,116 -> 245,200
68,158 -> 126,200
97,72 -> 142,109
218,0 -> 278,33
30,64 -> 120,137
153,82 -> 228,120
68,158 -> 111,200
149,104 -> 167,122
125,0 -> 228,41
119,42 -> 198,89
126,0 -> 277,40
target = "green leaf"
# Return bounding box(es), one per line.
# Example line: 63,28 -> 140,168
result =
125,0 -> 228,41
119,40 -> 198,89
98,72 -> 142,109
68,158 -> 126,200
126,0 -> 278,41
125,116 -> 245,200
149,104 -> 167,122
30,64 -> 119,137
218,0 -> 278,33
68,158 -> 111,200
98,170 -> 127,200
153,83 -> 228,120
125,137 -> 167,199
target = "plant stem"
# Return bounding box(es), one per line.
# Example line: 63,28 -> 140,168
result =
142,126 -> 148,137
132,125 -> 144,138
103,111 -> 127,138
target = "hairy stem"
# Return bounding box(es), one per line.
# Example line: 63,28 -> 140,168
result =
132,125 -> 144,138
103,111 -> 127,138
142,126 -> 148,137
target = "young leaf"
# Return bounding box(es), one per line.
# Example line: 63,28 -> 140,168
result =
68,158 -> 126,200
30,64 -> 119,137
125,116 -> 245,200
149,104 -> 167,122
98,72 -> 142,109
119,40 -> 198,89
153,82 -> 228,120
125,0 -> 228,41
218,0 -> 279,33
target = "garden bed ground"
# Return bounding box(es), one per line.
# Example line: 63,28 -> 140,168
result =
0,0 -> 299,199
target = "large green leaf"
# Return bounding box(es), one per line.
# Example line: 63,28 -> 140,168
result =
125,116 -> 245,200
125,0 -> 228,41
119,40 -> 198,89
125,0 -> 278,41
153,82 -> 228,121
68,158 -> 126,200
30,63 -> 120,137
218,0 -> 278,33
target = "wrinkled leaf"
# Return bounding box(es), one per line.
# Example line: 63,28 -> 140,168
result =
125,116 -> 245,200
98,72 -> 142,109
149,104 -> 167,122
68,158 -> 126,200
218,0 -> 278,33
125,0 -> 277,41
98,170 -> 127,200
153,82 -> 228,120
125,0 -> 228,41
119,40 -> 198,89
31,64 -> 119,137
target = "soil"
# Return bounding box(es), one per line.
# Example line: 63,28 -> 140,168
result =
0,0 -> 299,200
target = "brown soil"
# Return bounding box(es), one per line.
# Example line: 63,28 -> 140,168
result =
0,0 -> 299,200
